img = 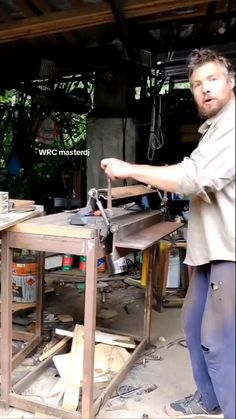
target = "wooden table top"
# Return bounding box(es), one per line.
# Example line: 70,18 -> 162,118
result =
8,211 -> 97,239
0,205 -> 44,233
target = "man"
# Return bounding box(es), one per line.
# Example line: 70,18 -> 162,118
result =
101,49 -> 235,419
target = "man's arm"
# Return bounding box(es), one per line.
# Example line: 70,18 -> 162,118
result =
101,158 -> 183,193
101,114 -> 235,199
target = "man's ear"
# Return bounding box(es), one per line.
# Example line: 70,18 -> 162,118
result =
229,76 -> 235,89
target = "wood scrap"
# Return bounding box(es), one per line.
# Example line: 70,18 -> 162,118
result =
58,314 -> 74,323
52,343 -> 130,393
62,324 -> 84,411
39,337 -> 71,362
10,199 -> 35,208
55,326 -> 136,349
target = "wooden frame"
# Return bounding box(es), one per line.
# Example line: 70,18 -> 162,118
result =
0,212 -> 181,418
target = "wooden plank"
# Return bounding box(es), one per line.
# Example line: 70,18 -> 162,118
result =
97,326 -> 142,342
9,199 -> 35,208
8,393 -> 81,419
55,327 -> 136,349
63,325 -> 84,411
7,233 -> 90,258
12,336 -> 41,370
115,221 -> 183,250
38,337 -> 71,362
8,224 -> 95,239
0,0 -> 214,43
45,269 -> 125,283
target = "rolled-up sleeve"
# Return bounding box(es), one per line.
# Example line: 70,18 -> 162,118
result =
177,121 -> 235,203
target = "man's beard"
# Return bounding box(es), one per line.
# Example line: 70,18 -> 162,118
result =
198,97 -> 228,119
198,106 -> 218,119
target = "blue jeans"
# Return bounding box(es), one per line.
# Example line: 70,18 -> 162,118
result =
182,261 -> 235,419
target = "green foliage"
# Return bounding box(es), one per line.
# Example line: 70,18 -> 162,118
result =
0,90 -> 17,104
0,89 -> 88,199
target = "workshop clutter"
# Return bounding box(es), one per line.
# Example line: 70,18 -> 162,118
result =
12,253 -> 39,302
60,254 -> 107,273
43,250 -> 144,277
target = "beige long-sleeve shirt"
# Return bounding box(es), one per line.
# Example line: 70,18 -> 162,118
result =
178,98 -> 235,266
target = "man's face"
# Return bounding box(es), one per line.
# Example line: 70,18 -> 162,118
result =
190,61 -> 235,119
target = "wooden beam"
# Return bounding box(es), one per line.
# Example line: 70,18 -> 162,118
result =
8,393 -> 81,419
0,0 -> 214,44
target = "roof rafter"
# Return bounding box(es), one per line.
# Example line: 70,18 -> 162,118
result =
0,0 -> 214,44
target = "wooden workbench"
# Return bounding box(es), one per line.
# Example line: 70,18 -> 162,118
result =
0,211 -> 181,418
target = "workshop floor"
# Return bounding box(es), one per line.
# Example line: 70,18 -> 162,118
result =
0,282 -> 223,419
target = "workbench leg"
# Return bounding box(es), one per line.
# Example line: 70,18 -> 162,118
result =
0,232 -> 13,410
155,244 -> 171,312
81,239 -> 98,419
35,252 -> 45,338
144,245 -> 156,346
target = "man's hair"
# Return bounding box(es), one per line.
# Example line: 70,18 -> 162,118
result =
187,48 -> 235,79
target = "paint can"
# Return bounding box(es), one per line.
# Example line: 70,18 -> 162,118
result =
62,254 -> 74,271
12,255 -> 38,302
97,257 -> 106,273
79,256 -> 86,273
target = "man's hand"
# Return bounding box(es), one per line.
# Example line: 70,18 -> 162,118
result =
101,158 -> 134,180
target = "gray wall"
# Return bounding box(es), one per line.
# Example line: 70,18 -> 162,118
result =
86,117 -> 137,192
